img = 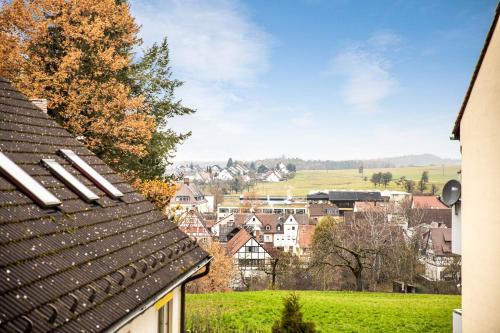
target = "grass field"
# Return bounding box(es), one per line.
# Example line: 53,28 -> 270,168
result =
244,166 -> 460,196
186,291 -> 461,333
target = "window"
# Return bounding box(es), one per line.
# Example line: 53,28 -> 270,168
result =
296,209 -> 305,214
58,149 -> 123,199
273,209 -> 283,214
277,224 -> 282,231
219,208 -> 229,213
291,226 -> 295,230
265,225 -> 271,231
246,246 -> 259,253
263,208 -> 273,214
158,301 -> 171,333
238,259 -> 265,269
0,152 -> 61,208
41,159 -> 99,203
176,196 -> 190,202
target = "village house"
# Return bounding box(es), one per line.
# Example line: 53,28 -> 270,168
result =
177,209 -> 213,240
450,4 -> 500,332
307,190 -> 385,215
421,228 -> 455,281
170,178 -> 212,214
0,77 -> 211,333
412,195 -> 452,228
262,170 -> 282,182
308,203 -> 339,222
296,225 -> 315,259
216,199 -> 308,221
273,215 -> 309,252
216,169 -> 234,181
277,162 -> 289,175
226,228 -> 273,287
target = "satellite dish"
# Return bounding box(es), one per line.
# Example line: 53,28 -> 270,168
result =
442,179 -> 461,206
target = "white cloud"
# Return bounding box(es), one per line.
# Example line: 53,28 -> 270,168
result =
132,0 -> 270,85
131,0 -> 273,161
328,32 -> 400,111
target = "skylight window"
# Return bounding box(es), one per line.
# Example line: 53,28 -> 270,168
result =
41,159 -> 99,203
58,149 -> 123,199
0,152 -> 61,208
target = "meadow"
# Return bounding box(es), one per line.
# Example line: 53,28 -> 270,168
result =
186,290 -> 461,333
245,166 -> 460,196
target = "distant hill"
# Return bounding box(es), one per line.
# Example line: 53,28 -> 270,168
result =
173,154 -> 460,171
251,154 -> 459,170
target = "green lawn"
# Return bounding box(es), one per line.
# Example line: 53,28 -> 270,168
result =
245,166 -> 460,196
186,291 -> 460,333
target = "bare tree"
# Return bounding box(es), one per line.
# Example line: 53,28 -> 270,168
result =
311,210 -> 400,291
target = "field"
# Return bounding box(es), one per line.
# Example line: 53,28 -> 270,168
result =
186,290 -> 461,333
245,166 -> 460,196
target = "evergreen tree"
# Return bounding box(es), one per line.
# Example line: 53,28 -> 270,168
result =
128,37 -> 195,179
272,293 -> 316,333
250,161 -> 256,171
227,157 -> 234,168
0,0 -> 154,173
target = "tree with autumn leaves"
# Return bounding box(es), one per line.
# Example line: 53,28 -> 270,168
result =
0,0 -> 192,182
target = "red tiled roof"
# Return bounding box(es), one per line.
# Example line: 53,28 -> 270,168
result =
412,195 -> 448,209
298,225 -> 315,249
226,228 -> 253,255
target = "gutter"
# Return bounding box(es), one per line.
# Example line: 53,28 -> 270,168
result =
180,260 -> 212,333
106,256 -> 212,333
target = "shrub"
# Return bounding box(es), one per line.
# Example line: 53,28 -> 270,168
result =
272,293 -> 316,333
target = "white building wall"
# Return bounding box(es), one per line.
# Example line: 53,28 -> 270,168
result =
116,286 -> 182,333
274,215 -> 298,249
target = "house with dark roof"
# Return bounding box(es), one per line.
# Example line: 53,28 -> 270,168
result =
169,178 -> 210,214
309,203 -> 339,222
307,190 -> 384,215
0,77 -> 211,333
421,228 -> 455,281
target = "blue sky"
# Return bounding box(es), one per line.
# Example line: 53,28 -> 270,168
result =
130,0 -> 498,162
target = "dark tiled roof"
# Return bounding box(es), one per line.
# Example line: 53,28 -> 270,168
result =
328,191 -> 383,201
429,228 -> 453,256
0,77 -> 209,332
306,192 -> 329,200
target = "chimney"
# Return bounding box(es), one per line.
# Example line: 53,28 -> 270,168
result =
183,177 -> 190,185
30,99 -> 48,113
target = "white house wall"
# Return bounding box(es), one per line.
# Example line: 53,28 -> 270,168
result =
117,286 -> 182,333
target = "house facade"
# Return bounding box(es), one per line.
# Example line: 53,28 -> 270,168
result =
0,77 -> 211,333
178,209 -> 213,240
450,5 -> 500,332
170,178 -> 210,214
226,229 -> 273,285
421,228 -> 455,281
